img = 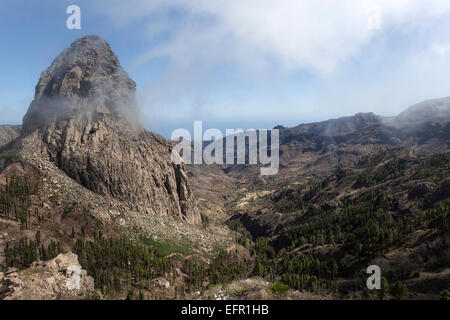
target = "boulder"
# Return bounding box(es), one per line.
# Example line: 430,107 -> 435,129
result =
0,252 -> 94,300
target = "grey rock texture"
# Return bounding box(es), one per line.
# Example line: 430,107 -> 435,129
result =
154,277 -> 171,289
0,252 -> 94,300
20,35 -> 200,224
0,125 -> 21,147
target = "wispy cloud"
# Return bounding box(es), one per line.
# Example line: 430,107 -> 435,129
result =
97,0 -> 450,73
91,0 -> 450,135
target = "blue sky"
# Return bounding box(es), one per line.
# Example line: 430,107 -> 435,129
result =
2,0 -> 450,137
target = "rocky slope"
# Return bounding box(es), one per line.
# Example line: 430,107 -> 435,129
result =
15,35 -> 199,224
0,125 -> 21,147
0,252 -> 94,300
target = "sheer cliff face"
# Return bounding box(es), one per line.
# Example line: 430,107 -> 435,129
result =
21,35 -> 200,224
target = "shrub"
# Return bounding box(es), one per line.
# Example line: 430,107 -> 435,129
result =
270,282 -> 289,295
440,289 -> 449,300
390,281 -> 408,300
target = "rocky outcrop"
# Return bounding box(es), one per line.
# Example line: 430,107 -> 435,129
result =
0,252 -> 94,300
19,35 -> 200,224
154,277 -> 171,289
0,125 -> 21,147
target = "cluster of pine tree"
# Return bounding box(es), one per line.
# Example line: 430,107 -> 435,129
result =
73,232 -> 172,293
283,190 -> 448,275
250,152 -> 450,296
0,175 -> 38,229
209,249 -> 250,284
252,237 -> 339,293
73,232 -> 251,296
4,236 -> 62,269
182,249 -> 249,291
354,158 -> 407,188
417,153 -> 450,180
0,176 -> 36,211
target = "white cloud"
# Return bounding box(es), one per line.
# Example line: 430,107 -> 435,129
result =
93,0 -> 450,134
99,0 -> 450,75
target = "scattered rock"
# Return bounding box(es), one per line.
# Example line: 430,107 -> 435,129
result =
0,252 -> 94,300
154,277 -> 170,289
